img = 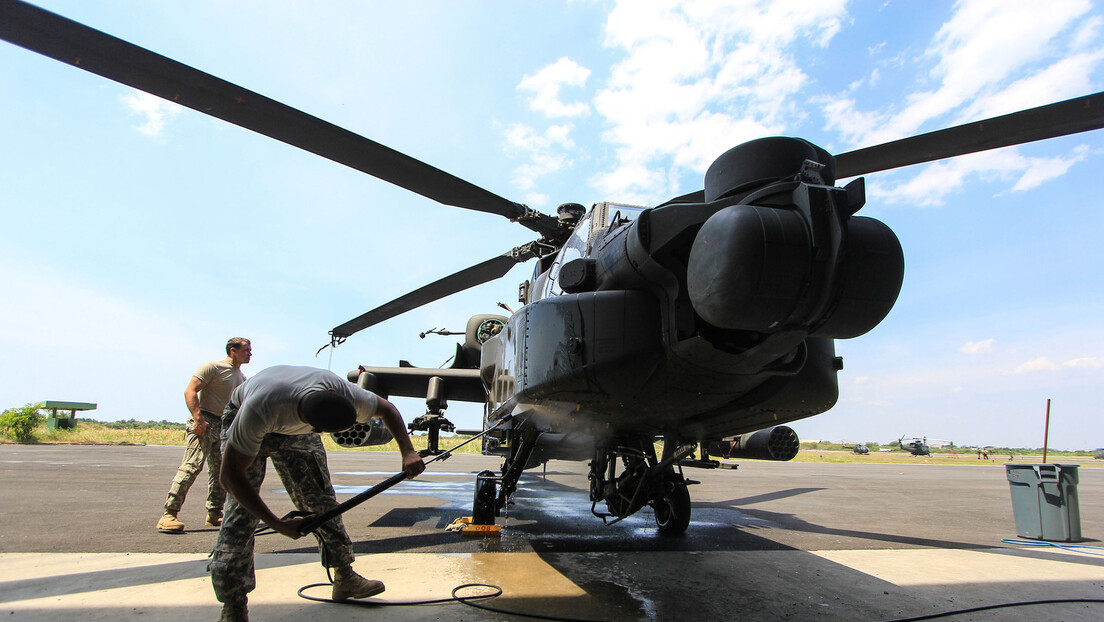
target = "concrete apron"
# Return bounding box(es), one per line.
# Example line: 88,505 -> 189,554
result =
3,548 -> 1104,621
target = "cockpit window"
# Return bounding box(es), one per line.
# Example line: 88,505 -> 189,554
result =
605,204 -> 646,228
530,204 -> 649,302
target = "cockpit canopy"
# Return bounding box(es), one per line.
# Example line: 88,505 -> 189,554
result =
527,202 -> 648,303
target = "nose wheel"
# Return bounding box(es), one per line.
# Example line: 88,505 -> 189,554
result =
652,479 -> 691,535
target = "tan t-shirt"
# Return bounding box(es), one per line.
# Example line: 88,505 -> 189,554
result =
194,358 -> 246,415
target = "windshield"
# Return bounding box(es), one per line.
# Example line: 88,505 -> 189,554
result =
602,203 -> 647,228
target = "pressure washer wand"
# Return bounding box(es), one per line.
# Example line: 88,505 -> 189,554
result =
294,414 -> 513,536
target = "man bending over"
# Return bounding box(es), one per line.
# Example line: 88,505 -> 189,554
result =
209,365 -> 424,622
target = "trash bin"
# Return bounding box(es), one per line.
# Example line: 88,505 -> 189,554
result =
1005,463 -> 1081,542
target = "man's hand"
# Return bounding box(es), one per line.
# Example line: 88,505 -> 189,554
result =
401,449 -> 425,479
269,514 -> 314,539
221,445 -> 300,539
375,398 -> 425,479
185,376 -> 208,435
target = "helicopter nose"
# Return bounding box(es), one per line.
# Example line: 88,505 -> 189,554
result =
686,204 -> 903,339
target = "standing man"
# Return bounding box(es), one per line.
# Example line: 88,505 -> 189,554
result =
157,338 -> 252,532
209,365 -> 424,622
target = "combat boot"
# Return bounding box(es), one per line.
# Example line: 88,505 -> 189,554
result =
205,511 -> 223,527
156,512 -> 184,533
218,598 -> 247,622
331,566 -> 385,601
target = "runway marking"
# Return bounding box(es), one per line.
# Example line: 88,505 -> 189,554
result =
333,471 -> 479,477
0,552 -> 594,618
0,461 -> 156,468
813,548 -> 1104,586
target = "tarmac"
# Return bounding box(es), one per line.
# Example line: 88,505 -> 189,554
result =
2,444 -> 1103,621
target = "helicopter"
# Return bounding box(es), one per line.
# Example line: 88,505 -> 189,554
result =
897,436 -> 952,457
843,444 -> 870,456
3,1 -> 1103,535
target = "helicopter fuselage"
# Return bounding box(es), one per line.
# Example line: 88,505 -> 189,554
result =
480,137 -> 905,453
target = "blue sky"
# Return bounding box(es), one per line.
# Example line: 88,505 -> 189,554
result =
1,0 -> 1101,450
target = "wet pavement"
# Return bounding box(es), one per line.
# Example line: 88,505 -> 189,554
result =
2,444 -> 1103,620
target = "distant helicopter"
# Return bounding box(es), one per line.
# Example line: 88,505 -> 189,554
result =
843,444 -> 870,455
3,1 -> 1102,534
898,436 -> 952,457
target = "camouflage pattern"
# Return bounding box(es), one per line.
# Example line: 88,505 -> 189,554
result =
209,402 -> 354,604
163,410 -> 225,514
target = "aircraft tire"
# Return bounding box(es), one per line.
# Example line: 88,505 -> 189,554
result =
653,482 -> 691,536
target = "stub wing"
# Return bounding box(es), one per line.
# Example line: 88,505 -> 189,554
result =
349,366 -> 486,404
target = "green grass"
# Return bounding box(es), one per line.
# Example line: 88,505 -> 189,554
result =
6,419 -> 484,455
4,421 -> 1098,466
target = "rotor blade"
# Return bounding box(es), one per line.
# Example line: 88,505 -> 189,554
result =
835,92 -> 1104,178
331,253 -> 522,339
0,0 -> 528,222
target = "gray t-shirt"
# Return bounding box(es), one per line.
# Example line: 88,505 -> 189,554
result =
225,366 -> 379,456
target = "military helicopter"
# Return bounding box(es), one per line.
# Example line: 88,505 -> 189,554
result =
4,1 -> 1103,535
897,436 -> 952,457
843,444 -> 870,456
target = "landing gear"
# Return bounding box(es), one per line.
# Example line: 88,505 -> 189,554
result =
472,470 -> 498,525
408,412 -> 453,456
408,376 -> 454,457
652,479 -> 691,535
462,419 -> 538,521
469,423 -> 699,535
588,435 -> 697,535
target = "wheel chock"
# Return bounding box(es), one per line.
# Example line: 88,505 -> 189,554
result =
445,516 -> 502,536
461,523 -> 502,537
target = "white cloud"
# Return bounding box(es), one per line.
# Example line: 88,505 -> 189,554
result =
960,339 -> 994,354
513,153 -> 570,192
867,146 -> 1090,205
505,124 -> 576,193
122,90 -> 180,138
926,0 -> 1093,100
1008,145 -> 1090,192
823,0 -> 1100,204
524,191 -> 551,207
591,0 -> 848,202
958,52 -> 1104,122
1064,357 -> 1103,368
505,123 -> 576,152
508,58 -> 589,199
518,57 -> 592,118
1011,357 -> 1060,374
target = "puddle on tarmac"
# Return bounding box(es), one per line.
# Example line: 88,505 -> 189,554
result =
577,579 -> 656,619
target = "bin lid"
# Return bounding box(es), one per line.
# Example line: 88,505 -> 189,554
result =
1005,463 -> 1079,484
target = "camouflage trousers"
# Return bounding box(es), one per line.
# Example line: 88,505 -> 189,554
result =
163,410 -> 224,514
208,408 -> 354,604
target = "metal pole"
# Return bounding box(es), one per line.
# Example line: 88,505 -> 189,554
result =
1042,398 -> 1051,463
